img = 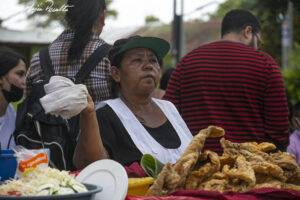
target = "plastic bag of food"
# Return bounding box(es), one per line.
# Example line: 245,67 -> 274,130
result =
13,146 -> 49,179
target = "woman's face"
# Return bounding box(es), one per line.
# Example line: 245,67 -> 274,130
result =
0,59 -> 26,91
112,48 -> 161,96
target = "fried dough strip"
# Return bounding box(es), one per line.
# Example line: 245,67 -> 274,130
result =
221,138 -> 286,182
180,126 -> 224,159
222,155 -> 256,186
171,152 -> 199,189
221,138 -> 270,161
172,126 -> 225,190
269,152 -> 298,170
199,179 -> 228,193
257,142 -> 276,152
254,173 -> 283,188
283,168 -> 300,185
282,183 -> 300,191
185,151 -> 221,190
237,149 -> 286,182
146,162 -> 173,196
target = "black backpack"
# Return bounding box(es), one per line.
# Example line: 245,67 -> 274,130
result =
13,44 -> 111,171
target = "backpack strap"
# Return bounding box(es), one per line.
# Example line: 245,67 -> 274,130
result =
39,43 -> 111,84
73,43 -> 111,84
39,47 -> 55,82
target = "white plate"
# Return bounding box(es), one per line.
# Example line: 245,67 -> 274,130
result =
76,159 -> 128,200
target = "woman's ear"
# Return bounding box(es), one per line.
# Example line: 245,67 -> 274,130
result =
111,66 -> 121,82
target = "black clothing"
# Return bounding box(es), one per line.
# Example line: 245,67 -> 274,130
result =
96,105 -> 180,166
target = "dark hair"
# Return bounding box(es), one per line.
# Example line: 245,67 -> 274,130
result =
293,102 -> 300,117
221,9 -> 261,37
0,47 -> 26,77
160,68 -> 174,90
108,37 -> 130,69
66,0 -> 106,61
107,38 -> 128,98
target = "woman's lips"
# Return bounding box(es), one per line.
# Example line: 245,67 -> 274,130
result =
143,74 -> 155,79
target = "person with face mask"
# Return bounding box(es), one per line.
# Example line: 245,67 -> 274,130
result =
0,47 -> 26,150
163,9 -> 289,154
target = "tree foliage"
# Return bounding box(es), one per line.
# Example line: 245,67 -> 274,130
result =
18,0 -> 117,28
145,15 -> 160,24
283,42 -> 300,107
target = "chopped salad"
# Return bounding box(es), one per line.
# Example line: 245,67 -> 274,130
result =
0,167 -> 87,196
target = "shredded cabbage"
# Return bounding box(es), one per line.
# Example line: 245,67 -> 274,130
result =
0,167 -> 87,196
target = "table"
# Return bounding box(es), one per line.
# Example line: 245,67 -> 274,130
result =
126,188 -> 300,200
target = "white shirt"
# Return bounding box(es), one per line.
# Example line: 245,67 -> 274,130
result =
0,104 -> 16,149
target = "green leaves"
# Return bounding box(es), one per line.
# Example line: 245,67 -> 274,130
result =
140,154 -> 164,180
283,42 -> 300,106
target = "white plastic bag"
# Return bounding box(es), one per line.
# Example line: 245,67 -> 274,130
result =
13,146 -> 49,179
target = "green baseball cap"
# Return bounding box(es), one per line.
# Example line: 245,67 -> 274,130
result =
108,35 -> 170,65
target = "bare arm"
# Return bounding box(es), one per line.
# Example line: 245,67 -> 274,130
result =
73,95 -> 109,169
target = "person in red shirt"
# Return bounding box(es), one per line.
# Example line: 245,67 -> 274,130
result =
163,9 -> 289,154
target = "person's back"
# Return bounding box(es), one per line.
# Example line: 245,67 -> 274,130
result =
164,9 -> 289,154
19,0 -> 111,170
25,0 -> 112,104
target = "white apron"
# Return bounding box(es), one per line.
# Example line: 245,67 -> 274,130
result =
101,98 -> 193,164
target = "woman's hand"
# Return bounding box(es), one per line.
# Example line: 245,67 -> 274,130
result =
74,93 -> 109,169
82,94 -> 94,116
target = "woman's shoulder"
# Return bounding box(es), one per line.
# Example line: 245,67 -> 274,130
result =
153,98 -> 176,108
96,104 -> 113,115
4,104 -> 16,119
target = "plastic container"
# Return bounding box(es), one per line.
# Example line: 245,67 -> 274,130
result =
0,149 -> 51,182
0,150 -> 17,182
0,183 -> 102,200
127,177 -> 154,196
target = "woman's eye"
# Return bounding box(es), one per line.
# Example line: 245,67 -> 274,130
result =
133,58 -> 142,63
150,58 -> 158,64
16,71 -> 25,77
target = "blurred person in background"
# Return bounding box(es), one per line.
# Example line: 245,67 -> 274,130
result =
164,9 -> 289,155
160,68 -> 175,91
24,0 -> 112,104
287,102 -> 300,166
0,47 -> 26,150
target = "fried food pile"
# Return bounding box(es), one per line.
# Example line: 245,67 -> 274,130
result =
146,126 -> 300,196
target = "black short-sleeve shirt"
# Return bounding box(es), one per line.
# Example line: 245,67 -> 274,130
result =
96,105 -> 181,166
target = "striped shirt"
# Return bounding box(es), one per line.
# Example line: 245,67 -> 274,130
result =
164,40 -> 289,154
24,29 -> 112,104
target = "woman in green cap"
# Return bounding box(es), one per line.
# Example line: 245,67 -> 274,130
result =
73,36 -> 193,169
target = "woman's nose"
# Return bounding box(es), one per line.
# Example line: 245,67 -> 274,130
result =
143,60 -> 155,70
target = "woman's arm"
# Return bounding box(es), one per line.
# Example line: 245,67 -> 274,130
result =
73,95 -> 109,169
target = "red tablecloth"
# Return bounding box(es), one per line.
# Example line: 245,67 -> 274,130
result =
125,188 -> 300,200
